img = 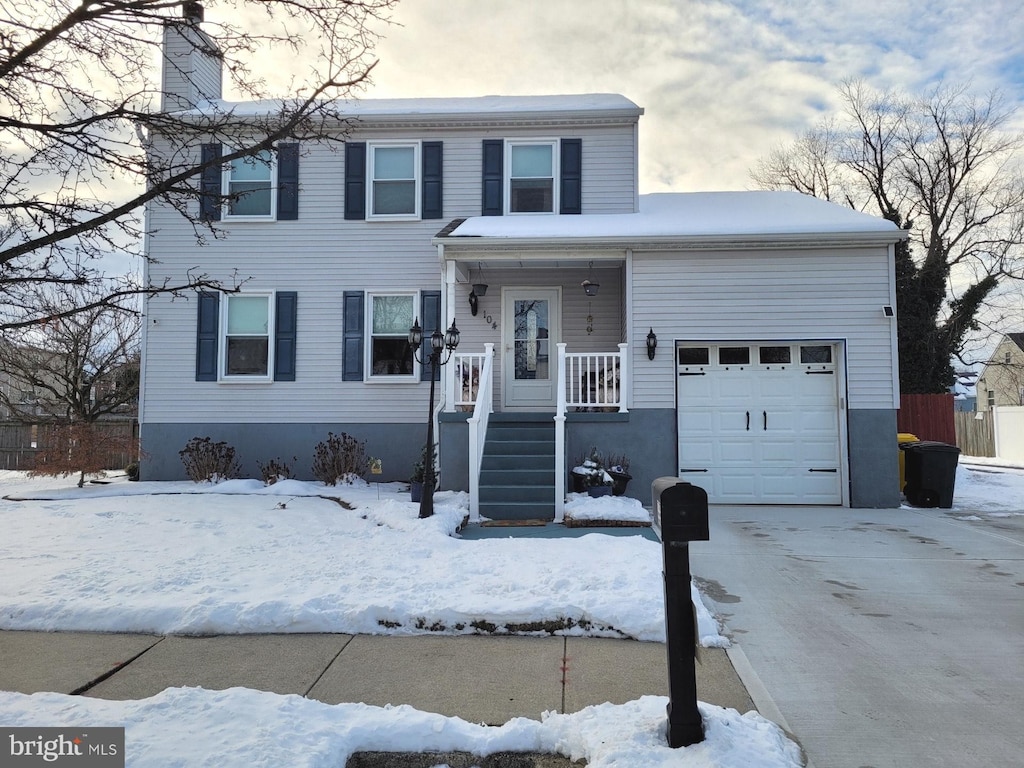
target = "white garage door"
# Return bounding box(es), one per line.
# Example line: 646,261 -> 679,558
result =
676,342 -> 843,504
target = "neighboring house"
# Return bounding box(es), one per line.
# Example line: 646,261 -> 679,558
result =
139,10 -> 907,512
0,344 -> 68,421
976,333 -> 1024,411
951,369 -> 979,412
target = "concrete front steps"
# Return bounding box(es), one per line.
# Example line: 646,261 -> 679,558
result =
478,414 -> 556,521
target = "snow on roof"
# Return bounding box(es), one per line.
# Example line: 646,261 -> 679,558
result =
446,192 -> 904,242
186,93 -> 642,119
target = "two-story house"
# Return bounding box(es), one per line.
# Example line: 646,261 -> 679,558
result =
139,10 -> 907,513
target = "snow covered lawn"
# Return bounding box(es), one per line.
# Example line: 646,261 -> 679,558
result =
0,476 -> 717,642
1,472 -> 784,767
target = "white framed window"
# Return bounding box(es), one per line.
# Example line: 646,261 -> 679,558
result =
221,293 -> 274,380
223,149 -> 276,219
367,292 -> 416,379
368,142 -> 420,219
506,139 -> 558,214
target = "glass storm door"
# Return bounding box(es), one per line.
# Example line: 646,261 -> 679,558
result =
502,288 -> 561,410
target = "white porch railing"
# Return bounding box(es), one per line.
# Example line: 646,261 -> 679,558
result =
562,344 -> 630,413
454,344 -> 494,523
451,343 -> 628,524
555,343 -> 629,522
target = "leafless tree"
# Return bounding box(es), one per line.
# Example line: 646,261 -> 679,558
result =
753,81 -> 1024,392
0,285 -> 141,422
1,0 -> 395,330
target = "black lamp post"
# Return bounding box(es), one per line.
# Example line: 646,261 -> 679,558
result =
409,317 -> 460,518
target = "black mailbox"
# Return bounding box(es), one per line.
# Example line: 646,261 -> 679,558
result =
652,477 -> 708,748
653,477 -> 710,544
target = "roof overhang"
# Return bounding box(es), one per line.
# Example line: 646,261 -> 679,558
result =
436,229 -> 908,255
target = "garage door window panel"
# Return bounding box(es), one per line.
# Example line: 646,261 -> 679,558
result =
719,347 -> 750,366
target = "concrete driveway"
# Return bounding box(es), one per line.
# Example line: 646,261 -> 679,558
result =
691,501 -> 1023,768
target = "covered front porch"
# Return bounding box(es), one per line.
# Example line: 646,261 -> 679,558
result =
434,245 -> 640,523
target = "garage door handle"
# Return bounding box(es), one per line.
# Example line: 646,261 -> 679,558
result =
763,410 -> 767,430
809,468 -> 838,473
746,411 -> 750,430
680,468 -> 709,473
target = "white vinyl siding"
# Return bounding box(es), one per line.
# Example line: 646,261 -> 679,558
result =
629,247 -> 897,411
141,110 -> 641,424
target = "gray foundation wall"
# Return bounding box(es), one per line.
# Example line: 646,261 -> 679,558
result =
145,407 -> 900,508
140,422 -> 427,483
443,408 -> 901,509
847,409 -> 900,508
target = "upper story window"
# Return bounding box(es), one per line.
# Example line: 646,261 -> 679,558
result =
224,150 -> 276,219
368,293 -> 416,378
506,140 -> 557,214
223,294 -> 273,378
369,143 -> 420,218
482,138 -> 581,217
345,141 -> 442,221
201,143 -> 298,223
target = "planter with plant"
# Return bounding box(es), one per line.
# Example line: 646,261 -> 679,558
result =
571,448 -> 615,497
605,453 -> 632,496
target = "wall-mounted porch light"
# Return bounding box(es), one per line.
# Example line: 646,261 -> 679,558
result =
646,328 -> 658,360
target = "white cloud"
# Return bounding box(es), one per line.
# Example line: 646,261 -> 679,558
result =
362,0 -> 1024,191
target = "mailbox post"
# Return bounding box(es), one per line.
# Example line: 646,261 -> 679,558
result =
652,477 -> 710,748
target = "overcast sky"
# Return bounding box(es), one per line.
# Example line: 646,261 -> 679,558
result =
356,0 -> 1024,194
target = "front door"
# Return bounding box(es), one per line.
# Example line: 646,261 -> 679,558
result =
502,287 -> 561,410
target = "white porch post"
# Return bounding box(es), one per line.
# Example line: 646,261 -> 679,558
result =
555,343 -> 567,523
443,254 -> 457,412
618,342 -> 629,413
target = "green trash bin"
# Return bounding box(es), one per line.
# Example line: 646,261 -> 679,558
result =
899,441 -> 960,508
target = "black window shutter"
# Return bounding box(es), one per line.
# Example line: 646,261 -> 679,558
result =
342,291 -> 364,381
195,291 -> 220,381
344,142 -> 366,220
560,138 -> 582,215
200,143 -> 222,222
420,291 -> 442,381
422,141 -> 443,219
274,291 -> 298,381
481,139 -> 503,216
276,143 -> 299,221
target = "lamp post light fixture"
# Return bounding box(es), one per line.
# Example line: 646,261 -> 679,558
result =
408,318 -> 460,518
646,328 -> 658,360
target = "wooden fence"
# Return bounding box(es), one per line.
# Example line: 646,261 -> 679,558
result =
896,393 -> 956,444
0,421 -> 139,472
954,411 -> 994,457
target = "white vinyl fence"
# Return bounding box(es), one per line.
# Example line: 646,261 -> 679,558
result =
992,406 -> 1024,463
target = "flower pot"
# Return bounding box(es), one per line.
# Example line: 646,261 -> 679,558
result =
571,472 -> 589,494
608,470 -> 632,497
587,485 -> 612,498
410,480 -> 424,503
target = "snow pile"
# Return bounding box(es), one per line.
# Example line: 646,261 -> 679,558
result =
564,492 -> 652,523
0,688 -> 802,768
